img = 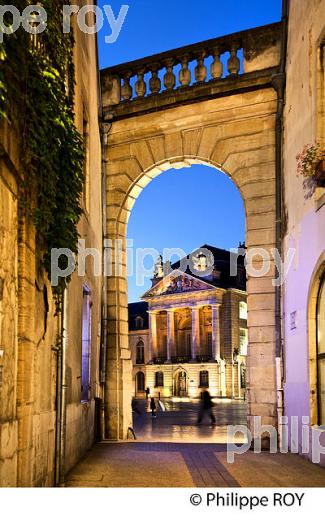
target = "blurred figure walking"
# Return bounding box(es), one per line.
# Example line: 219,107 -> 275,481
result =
150,397 -> 157,418
197,390 -> 216,425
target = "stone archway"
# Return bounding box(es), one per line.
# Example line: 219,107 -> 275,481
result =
102,25 -> 280,440
105,148 -> 277,440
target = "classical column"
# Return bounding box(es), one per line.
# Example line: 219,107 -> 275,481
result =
166,309 -> 175,362
191,307 -> 200,361
148,311 -> 158,362
211,304 -> 221,361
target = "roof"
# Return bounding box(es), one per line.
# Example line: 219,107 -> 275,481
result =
128,301 -> 149,331
157,244 -> 246,293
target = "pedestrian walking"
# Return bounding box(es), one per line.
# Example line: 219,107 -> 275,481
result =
197,390 -> 216,425
145,387 -> 150,399
150,396 -> 157,418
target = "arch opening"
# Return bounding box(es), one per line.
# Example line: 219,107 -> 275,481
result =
105,97 -> 278,441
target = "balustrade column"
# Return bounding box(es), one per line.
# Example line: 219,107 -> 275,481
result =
164,58 -> 176,91
149,63 -> 161,95
166,309 -> 176,362
191,307 -> 200,361
121,72 -> 132,101
135,68 -> 146,97
227,44 -> 240,75
212,304 -> 221,361
211,47 -> 223,79
148,311 -> 158,362
179,55 -> 191,87
195,52 -> 207,83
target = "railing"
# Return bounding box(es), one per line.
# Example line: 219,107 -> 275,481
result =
152,356 -> 167,364
101,22 -> 281,109
171,355 -> 192,364
196,355 -> 213,363
135,358 -> 145,365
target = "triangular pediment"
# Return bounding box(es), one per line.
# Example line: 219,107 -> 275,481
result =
141,270 -> 216,299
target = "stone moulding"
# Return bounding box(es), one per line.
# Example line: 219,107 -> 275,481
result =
101,22 -> 281,121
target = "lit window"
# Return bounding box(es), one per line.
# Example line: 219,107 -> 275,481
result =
239,328 -> 248,356
199,370 -> 209,388
81,285 -> 92,402
135,316 -> 144,329
155,371 -> 164,387
136,340 -> 144,364
239,301 -> 247,320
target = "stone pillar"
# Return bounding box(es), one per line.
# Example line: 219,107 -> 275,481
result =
219,359 -> 227,397
191,307 -> 200,361
166,309 -> 175,362
148,311 -> 158,362
211,304 -> 221,360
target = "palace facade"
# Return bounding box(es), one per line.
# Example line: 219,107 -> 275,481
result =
129,246 -> 248,399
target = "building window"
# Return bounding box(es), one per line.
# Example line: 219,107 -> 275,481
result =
239,328 -> 248,356
136,340 -> 144,364
155,371 -> 164,387
239,301 -> 247,320
317,273 -> 325,425
199,370 -> 209,388
135,316 -> 144,329
136,371 -> 145,392
81,285 -> 92,402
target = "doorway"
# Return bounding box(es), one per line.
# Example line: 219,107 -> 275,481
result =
174,369 -> 188,397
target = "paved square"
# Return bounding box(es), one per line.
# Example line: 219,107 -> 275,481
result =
66,400 -> 325,487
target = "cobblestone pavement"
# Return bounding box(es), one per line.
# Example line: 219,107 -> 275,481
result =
66,399 -> 325,487
132,398 -> 248,443
66,442 -> 325,487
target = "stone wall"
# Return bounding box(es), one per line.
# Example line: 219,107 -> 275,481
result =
283,0 -> 325,464
0,2 -> 102,486
0,120 -> 19,486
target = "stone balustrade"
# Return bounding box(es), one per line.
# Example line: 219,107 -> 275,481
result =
101,22 -> 281,117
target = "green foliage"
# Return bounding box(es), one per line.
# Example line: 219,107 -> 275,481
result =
0,1 -> 84,304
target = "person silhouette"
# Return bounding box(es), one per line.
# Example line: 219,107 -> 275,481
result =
197,390 -> 216,425
150,397 -> 157,418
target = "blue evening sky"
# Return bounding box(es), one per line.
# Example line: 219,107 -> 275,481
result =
97,0 -> 282,302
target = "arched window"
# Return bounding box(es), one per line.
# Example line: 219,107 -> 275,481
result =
317,274 -> 325,425
136,340 -> 144,364
199,370 -> 209,388
135,316 -> 144,329
136,371 -> 145,392
155,371 -> 164,387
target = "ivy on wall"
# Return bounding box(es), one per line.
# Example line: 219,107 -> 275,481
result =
0,1 -> 84,306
